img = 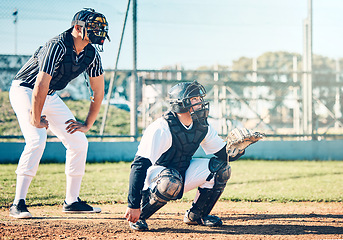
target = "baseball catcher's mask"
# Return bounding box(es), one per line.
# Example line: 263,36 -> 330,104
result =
71,8 -> 110,52
168,81 -> 209,126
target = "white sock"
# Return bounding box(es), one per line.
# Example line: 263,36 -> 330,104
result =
65,175 -> 82,205
14,175 -> 33,204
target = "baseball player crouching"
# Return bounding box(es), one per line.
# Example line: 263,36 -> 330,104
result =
124,81 -> 262,231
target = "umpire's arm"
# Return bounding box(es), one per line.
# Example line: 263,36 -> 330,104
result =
65,74 -> 104,134
31,71 -> 51,129
84,74 -> 104,130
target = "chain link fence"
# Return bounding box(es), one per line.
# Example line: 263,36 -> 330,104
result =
1,56 -> 343,141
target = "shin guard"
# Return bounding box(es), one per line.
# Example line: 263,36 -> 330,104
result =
140,168 -> 182,220
188,160 -> 231,221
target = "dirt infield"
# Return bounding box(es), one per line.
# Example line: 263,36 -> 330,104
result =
0,201 -> 342,240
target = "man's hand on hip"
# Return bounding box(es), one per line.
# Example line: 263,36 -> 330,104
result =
65,119 -> 89,134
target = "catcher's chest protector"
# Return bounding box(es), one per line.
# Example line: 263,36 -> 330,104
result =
156,111 -> 208,175
48,29 -> 96,90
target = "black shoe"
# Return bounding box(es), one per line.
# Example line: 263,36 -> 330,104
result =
9,199 -> 32,219
62,197 -> 101,213
201,215 -> 223,227
184,210 -> 223,227
129,219 -> 149,231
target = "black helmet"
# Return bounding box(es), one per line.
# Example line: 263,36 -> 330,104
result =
168,81 -> 209,126
71,8 -> 110,51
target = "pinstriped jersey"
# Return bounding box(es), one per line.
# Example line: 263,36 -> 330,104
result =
14,28 -> 103,93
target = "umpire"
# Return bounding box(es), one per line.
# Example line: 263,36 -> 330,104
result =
9,8 -> 110,218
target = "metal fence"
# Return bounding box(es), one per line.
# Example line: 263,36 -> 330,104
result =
1,55 -> 343,141
134,65 -> 343,140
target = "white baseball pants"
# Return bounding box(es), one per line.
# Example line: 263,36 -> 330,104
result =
9,81 -> 88,177
143,158 -> 215,193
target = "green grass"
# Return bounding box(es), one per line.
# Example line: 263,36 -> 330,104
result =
1,160 -> 342,207
0,91 -> 131,137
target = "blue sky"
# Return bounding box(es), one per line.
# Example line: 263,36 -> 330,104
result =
1,0 -> 342,69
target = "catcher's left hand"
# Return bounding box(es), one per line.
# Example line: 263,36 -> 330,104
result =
226,128 -> 264,158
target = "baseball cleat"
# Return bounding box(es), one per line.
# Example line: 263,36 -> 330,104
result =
200,215 -> 223,226
9,199 -> 32,219
129,219 -> 149,231
62,197 -> 101,213
184,210 -> 223,227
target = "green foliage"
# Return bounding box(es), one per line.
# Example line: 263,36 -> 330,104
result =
257,51 -> 301,71
0,91 -> 130,137
1,160 -> 342,207
0,91 -> 21,136
63,99 -> 130,135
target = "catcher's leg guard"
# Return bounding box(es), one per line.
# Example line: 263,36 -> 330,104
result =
186,157 -> 231,224
140,168 -> 183,220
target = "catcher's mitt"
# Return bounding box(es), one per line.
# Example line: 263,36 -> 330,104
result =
226,128 -> 264,158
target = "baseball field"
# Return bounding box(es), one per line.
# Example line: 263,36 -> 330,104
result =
1,160 -> 342,239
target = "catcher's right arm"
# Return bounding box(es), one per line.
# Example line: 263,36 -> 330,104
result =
226,128 -> 264,159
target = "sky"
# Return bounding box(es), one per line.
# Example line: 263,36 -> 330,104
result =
1,0 -> 342,70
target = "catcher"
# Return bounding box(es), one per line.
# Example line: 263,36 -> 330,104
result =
124,80 -> 263,231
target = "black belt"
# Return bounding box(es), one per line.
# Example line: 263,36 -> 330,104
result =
19,82 -> 56,95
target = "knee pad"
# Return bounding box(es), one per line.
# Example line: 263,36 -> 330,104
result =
208,157 -> 231,190
140,168 -> 183,220
154,168 -> 183,201
215,164 -> 231,187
